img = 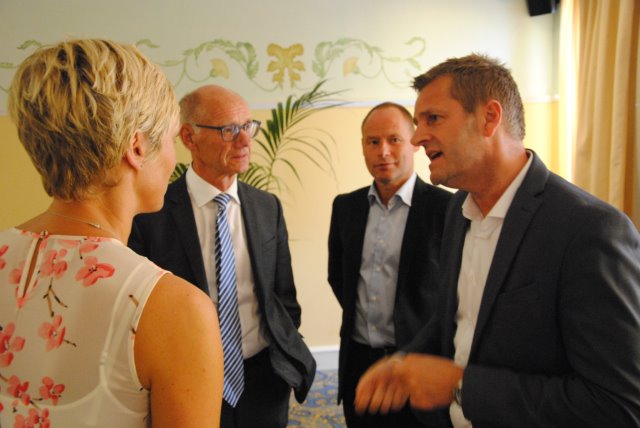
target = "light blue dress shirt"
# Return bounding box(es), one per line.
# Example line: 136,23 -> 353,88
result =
352,173 -> 416,348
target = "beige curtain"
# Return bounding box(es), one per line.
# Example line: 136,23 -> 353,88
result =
565,0 -> 639,227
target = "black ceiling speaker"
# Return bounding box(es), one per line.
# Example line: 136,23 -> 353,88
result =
526,0 -> 560,16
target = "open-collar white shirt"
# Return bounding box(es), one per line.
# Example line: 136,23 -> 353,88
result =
450,152 -> 533,427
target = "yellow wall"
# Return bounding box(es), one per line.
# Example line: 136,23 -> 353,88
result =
0,100 -> 558,346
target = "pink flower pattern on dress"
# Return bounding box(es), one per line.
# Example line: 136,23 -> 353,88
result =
0,322 -> 26,367
0,244 -> 8,270
14,408 -> 50,428
9,260 -> 25,286
38,315 -> 66,351
39,376 -> 65,405
0,233 -> 140,423
8,260 -> 35,308
75,256 -> 115,287
40,249 -> 68,280
8,375 -> 31,406
59,239 -> 99,256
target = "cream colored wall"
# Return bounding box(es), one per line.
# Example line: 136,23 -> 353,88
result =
0,116 -> 50,228
0,101 -> 557,347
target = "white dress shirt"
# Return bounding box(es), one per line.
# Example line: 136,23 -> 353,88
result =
352,172 -> 416,348
450,153 -> 533,427
185,167 -> 268,359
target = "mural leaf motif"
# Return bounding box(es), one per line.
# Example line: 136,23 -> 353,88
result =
311,37 -> 426,87
1,37 -> 427,98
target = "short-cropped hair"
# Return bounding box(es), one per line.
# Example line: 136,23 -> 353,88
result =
8,39 -> 179,201
413,53 -> 525,140
361,102 -> 415,134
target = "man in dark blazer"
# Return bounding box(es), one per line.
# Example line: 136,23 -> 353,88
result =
328,102 -> 451,427
355,54 -> 640,426
129,85 -> 315,428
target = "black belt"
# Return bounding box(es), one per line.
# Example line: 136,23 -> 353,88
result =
349,339 -> 397,360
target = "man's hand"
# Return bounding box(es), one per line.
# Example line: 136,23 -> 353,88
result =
355,353 -> 464,415
354,354 -> 410,415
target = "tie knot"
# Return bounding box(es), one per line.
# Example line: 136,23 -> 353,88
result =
214,193 -> 232,208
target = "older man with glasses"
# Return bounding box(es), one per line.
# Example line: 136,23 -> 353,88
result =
128,85 -> 316,428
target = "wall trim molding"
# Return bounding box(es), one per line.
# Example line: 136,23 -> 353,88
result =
311,344 -> 339,371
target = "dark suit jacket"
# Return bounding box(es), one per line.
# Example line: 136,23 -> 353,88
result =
422,153 -> 640,426
128,174 -> 315,403
328,176 -> 451,402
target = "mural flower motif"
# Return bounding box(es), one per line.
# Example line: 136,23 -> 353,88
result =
210,58 -> 229,79
39,377 -> 65,405
38,315 -> 66,351
0,244 -> 8,270
8,375 -> 30,406
75,256 -> 115,287
342,57 -> 359,76
40,249 -> 68,279
14,408 -> 50,428
0,322 -> 26,367
267,43 -> 305,88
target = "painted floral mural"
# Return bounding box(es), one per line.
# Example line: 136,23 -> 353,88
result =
0,37 -> 426,97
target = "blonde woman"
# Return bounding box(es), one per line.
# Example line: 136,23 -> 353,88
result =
0,39 -> 223,427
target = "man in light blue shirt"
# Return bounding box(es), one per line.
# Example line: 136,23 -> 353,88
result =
328,102 -> 451,427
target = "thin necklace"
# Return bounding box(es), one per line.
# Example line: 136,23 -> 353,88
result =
46,211 -> 116,238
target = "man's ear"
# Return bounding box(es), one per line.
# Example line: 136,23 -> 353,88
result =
482,99 -> 502,137
180,124 -> 197,151
124,131 -> 146,171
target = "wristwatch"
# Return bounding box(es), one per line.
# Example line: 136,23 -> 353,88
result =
389,351 -> 407,363
452,378 -> 463,406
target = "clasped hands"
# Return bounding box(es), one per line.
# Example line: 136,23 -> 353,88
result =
354,353 -> 464,415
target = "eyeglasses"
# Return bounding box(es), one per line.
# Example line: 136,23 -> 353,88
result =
194,120 -> 261,142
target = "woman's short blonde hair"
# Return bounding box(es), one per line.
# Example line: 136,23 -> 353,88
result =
8,39 -> 179,201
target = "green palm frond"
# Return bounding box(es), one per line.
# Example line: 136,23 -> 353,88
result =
239,80 -> 345,192
170,162 -> 189,183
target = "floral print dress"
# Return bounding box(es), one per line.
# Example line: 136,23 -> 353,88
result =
0,229 -> 166,427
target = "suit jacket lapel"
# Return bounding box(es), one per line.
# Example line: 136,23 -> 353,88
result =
346,190 -> 370,302
442,193 -> 470,357
469,154 -> 548,359
396,177 -> 425,296
168,175 -> 209,293
237,182 -> 263,290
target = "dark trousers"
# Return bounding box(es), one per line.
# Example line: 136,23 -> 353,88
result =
342,340 -> 426,428
220,348 -> 291,428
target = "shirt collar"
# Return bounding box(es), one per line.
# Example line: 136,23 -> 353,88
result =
367,172 -> 417,208
462,151 -> 533,221
185,165 -> 240,208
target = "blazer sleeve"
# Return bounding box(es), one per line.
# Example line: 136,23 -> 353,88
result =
461,209 -> 640,427
272,194 -> 302,328
327,195 -> 344,308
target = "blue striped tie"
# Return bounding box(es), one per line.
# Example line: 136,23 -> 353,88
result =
214,193 -> 244,407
